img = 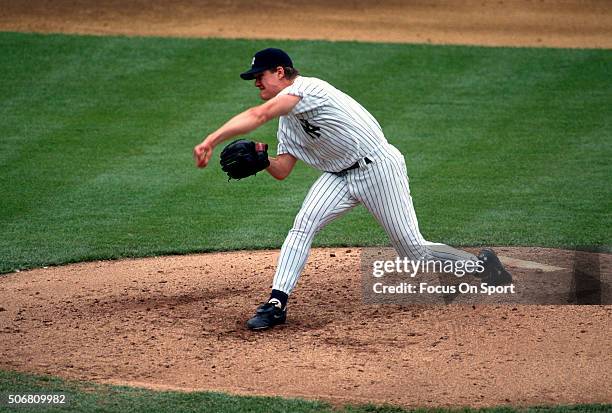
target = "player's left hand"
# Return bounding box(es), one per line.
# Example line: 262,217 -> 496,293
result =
193,140 -> 214,168
219,139 -> 270,180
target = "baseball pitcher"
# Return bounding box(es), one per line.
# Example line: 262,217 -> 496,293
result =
193,48 -> 512,330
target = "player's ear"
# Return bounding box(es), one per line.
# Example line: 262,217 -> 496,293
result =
275,66 -> 285,79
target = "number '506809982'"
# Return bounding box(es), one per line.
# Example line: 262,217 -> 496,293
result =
7,394 -> 66,404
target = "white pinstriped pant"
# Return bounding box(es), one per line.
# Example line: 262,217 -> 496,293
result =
273,144 -> 478,294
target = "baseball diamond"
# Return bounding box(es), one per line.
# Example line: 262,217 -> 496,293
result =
0,0 -> 611,411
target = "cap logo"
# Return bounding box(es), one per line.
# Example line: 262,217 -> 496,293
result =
251,57 -> 256,67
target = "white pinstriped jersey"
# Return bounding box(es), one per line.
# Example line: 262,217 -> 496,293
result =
277,76 -> 389,173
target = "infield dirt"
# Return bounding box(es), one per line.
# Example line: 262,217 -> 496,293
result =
1,0 -> 611,409
1,247 -> 611,408
1,0 -> 611,48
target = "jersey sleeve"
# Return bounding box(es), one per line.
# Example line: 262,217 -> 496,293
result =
279,79 -> 328,115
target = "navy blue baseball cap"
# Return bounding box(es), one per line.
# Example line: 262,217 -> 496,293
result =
240,48 -> 293,80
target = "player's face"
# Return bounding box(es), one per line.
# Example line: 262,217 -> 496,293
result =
254,69 -> 285,100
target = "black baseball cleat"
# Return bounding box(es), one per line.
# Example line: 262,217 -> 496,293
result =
246,302 -> 287,330
475,248 -> 513,286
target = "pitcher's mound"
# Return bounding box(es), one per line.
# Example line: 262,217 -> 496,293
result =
0,247 -> 610,408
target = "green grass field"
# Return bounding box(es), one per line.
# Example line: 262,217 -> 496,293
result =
0,32 -> 611,411
0,370 -> 609,413
1,32 -> 610,274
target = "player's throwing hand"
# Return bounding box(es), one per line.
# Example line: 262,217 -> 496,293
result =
193,140 -> 214,168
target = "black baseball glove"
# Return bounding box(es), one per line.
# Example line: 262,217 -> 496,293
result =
219,139 -> 270,180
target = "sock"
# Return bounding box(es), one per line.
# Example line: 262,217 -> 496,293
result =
269,289 -> 288,309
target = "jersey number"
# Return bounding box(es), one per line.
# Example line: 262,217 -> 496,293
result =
299,119 -> 321,139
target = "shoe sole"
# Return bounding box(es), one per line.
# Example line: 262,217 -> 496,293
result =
246,316 -> 286,331
247,322 -> 285,331
479,249 -> 513,286
248,324 -> 272,331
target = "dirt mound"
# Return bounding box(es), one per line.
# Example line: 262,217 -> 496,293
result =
1,247 -> 610,407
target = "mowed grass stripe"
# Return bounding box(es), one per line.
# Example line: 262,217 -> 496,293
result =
0,33 -> 610,272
